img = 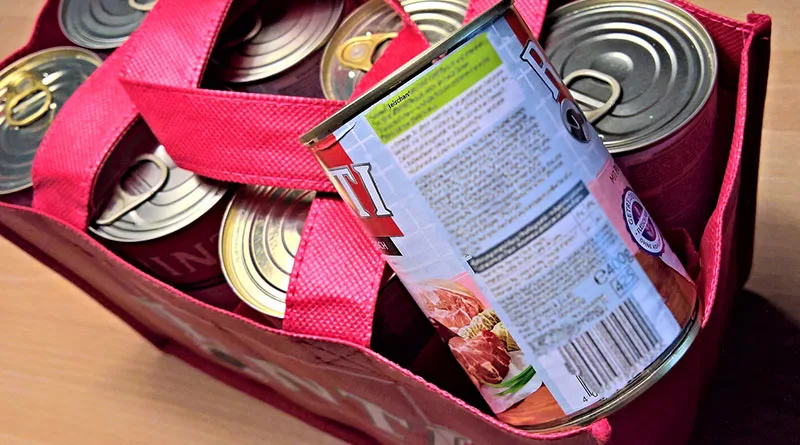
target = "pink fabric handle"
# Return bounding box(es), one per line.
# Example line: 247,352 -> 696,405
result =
31,39 -> 139,229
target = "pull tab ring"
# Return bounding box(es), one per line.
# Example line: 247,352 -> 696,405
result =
336,32 -> 398,72
3,71 -> 53,128
95,154 -> 170,226
128,0 -> 157,12
563,69 -> 622,124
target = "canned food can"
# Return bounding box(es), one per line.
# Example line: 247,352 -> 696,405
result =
320,0 -> 469,100
219,185 -> 315,321
59,0 -> 155,50
90,143 -> 238,309
303,0 -> 698,430
543,0 -> 718,242
0,47 -> 102,205
210,0 -> 345,98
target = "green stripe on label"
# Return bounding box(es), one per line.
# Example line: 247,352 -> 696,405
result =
365,33 -> 502,143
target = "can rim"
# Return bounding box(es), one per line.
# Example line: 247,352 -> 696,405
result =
87,185 -> 231,243
300,0 -> 514,146
219,186 -> 292,319
0,46 -> 103,91
0,46 -> 103,195
546,0 -> 718,154
58,0 -> 142,50
319,0 -> 396,100
520,298 -> 701,432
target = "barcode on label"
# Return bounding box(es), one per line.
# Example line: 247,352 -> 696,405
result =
560,298 -> 662,396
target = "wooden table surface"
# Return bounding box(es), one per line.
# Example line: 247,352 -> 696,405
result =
0,1 -> 796,444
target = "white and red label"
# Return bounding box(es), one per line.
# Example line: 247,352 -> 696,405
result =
312,14 -> 693,422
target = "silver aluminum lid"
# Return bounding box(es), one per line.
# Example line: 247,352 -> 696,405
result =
90,145 -> 228,242
0,47 -> 102,195
220,186 -> 315,318
59,0 -> 153,50
543,0 -> 717,153
212,0 -> 344,83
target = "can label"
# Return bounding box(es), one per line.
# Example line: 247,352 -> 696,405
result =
313,14 -> 694,422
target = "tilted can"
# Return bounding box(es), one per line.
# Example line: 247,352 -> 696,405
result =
0,47 -> 102,206
302,0 -> 698,430
543,0 -> 718,243
90,137 -> 238,310
209,0 -> 347,98
59,0 -> 155,50
219,185 -> 435,362
320,0 -> 469,100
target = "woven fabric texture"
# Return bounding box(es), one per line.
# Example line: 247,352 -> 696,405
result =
31,42 -> 139,229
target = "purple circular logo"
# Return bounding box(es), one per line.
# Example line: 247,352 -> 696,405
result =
622,188 -> 664,255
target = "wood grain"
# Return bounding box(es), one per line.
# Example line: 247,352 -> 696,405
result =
0,1 -> 795,444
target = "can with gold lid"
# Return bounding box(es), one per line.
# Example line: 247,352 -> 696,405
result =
320,0 -> 469,100
0,47 -> 102,205
59,0 -> 155,50
543,0 -> 718,242
90,138 -> 238,309
220,185 -> 435,357
209,0 -> 346,98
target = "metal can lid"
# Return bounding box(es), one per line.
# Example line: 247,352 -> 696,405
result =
543,0 -> 717,153
0,47 -> 102,195
220,186 -> 315,318
403,0 -> 469,42
212,0 -> 344,83
59,0 -> 154,50
320,0 -> 468,100
90,145 -> 228,242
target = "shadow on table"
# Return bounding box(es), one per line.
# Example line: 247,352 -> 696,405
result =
690,290 -> 800,444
